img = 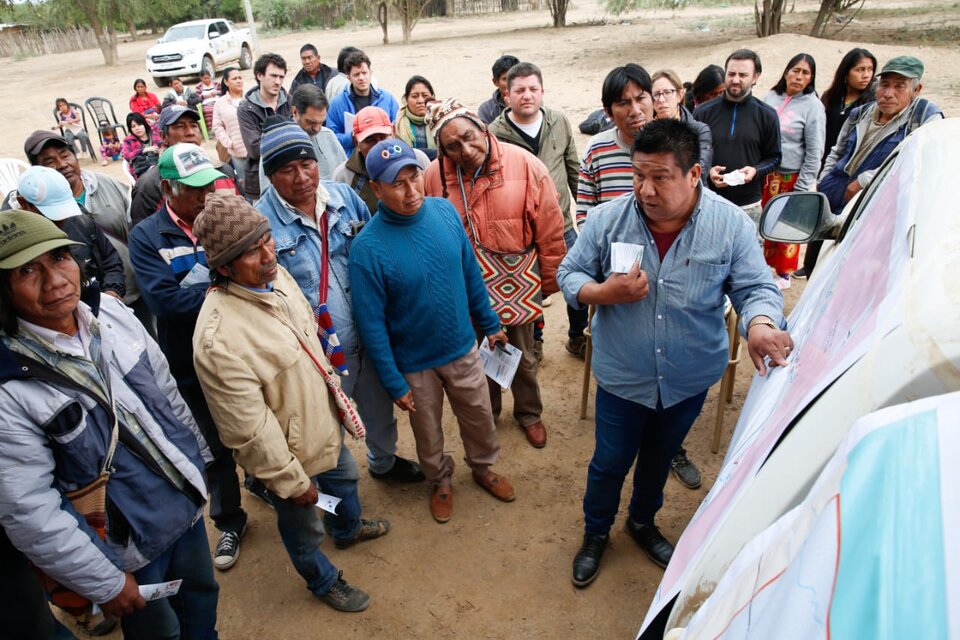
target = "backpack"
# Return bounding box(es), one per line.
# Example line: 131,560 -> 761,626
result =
578,109 -> 614,135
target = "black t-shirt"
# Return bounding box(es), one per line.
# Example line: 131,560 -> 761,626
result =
351,93 -> 372,111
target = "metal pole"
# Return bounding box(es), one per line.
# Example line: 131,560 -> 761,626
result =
242,0 -> 258,52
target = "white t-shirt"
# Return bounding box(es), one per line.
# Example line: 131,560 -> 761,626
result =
510,111 -> 544,139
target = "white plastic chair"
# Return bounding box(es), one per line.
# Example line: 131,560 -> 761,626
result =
120,159 -> 137,187
0,158 -> 29,197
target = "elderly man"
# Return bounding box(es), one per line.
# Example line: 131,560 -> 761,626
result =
255,117 -> 425,484
424,98 -> 566,449
19,130 -> 148,329
332,106 -> 431,213
0,211 -> 217,638
129,144 -> 249,572
291,84 -> 346,180
819,55 -> 942,215
693,49 -> 782,221
238,52 -> 292,199
130,105 -> 239,226
488,61 -> 583,361
558,119 -> 792,587
350,139 -> 515,523
193,193 -> 388,612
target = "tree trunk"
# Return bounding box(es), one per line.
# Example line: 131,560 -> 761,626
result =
810,0 -> 833,36
550,0 -> 568,27
125,16 -> 137,41
755,0 -> 786,36
378,2 -> 389,44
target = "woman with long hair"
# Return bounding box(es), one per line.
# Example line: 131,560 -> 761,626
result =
121,112 -> 162,179
128,78 -> 161,128
820,48 -> 877,162
394,75 -> 438,160
212,67 -> 248,190
762,53 -> 826,281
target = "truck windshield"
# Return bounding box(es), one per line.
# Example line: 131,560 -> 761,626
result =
162,25 -> 206,41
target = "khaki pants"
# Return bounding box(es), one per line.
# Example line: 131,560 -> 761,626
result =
403,347 -> 500,486
483,322 -> 543,427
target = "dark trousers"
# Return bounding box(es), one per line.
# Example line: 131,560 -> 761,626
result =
803,239 -> 824,275
178,382 -> 247,534
583,386 -> 708,535
1,529 -> 77,640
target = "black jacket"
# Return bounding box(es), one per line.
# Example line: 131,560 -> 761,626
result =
289,64 -> 334,96
694,94 -> 782,206
63,210 -> 125,298
237,86 -> 291,198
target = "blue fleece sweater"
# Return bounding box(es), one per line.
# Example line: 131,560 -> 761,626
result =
349,196 -> 501,398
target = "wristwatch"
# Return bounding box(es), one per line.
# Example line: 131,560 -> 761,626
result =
747,316 -> 778,331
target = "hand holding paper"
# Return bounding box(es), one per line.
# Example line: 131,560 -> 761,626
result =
611,242 -> 644,273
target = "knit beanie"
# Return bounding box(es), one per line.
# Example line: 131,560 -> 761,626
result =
194,192 -> 271,270
260,115 -> 317,176
424,98 -> 486,147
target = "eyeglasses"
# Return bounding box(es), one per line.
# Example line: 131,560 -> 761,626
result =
652,89 -> 678,101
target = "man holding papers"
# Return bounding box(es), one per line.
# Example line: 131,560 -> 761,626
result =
558,119 -> 792,587
349,139 -> 516,524
191,193 -> 389,613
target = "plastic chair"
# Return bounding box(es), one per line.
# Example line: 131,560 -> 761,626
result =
0,158 -> 29,197
53,102 -> 91,143
84,97 -> 127,146
120,159 -> 137,187
711,303 -> 742,453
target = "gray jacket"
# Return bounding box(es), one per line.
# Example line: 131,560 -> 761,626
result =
79,170 -> 140,304
762,90 -> 826,191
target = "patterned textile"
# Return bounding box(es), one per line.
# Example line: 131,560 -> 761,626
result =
260,116 -> 317,176
424,97 -> 486,145
315,209 -> 348,375
193,193 -> 270,269
761,170 -> 801,273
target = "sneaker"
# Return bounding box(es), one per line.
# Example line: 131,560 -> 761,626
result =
245,477 -> 274,508
369,456 -> 426,483
775,274 -> 791,291
671,450 -> 701,489
791,268 -> 807,279
213,526 -> 245,571
318,571 -> 370,612
542,295 -> 554,307
566,335 -> 586,359
334,518 -> 391,549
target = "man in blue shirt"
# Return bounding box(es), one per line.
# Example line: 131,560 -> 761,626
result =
349,139 -> 515,525
558,119 -> 793,587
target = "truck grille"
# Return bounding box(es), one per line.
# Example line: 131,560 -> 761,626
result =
151,53 -> 182,63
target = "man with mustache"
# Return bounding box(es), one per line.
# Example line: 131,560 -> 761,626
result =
192,193 -> 389,612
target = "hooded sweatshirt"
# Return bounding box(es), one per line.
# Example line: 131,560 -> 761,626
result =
237,85 -> 291,198
762,90 -> 826,191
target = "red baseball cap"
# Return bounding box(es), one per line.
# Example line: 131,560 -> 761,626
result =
352,106 -> 393,142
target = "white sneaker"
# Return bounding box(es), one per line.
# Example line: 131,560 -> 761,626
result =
213,527 -> 245,571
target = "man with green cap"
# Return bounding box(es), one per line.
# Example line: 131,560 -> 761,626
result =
819,55 -> 943,214
129,143 -> 251,573
0,211 -> 218,639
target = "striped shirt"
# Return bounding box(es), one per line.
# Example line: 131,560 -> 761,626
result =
575,127 -> 633,226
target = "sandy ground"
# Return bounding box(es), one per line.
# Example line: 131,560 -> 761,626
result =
6,0 -> 957,637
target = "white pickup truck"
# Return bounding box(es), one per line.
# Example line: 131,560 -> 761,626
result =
145,19 -> 253,87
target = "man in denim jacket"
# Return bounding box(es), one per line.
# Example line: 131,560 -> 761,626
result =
255,117 -> 424,483
558,119 -> 792,588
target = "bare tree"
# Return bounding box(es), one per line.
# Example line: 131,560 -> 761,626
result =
382,0 -> 432,45
811,0 -> 866,37
548,0 -> 570,27
754,0 -> 787,36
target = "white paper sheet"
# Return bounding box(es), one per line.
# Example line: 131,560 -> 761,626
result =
611,241 -> 644,273
478,340 -> 522,389
315,492 -> 342,515
343,112 -> 356,134
139,579 -> 183,601
722,169 -> 746,186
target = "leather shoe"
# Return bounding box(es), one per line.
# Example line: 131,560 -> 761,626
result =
473,471 -> 515,502
572,533 -> 608,587
624,518 -> 674,568
430,485 -> 453,523
369,456 -> 426,483
522,420 -> 547,448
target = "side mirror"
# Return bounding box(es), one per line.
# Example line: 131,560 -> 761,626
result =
209,31 -> 220,39
759,192 -> 830,244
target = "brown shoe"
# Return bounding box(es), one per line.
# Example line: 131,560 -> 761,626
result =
430,485 -> 453,523
474,471 -> 515,502
523,420 -> 547,448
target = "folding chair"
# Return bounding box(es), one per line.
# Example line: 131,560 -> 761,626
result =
712,303 -> 742,453
84,97 -> 127,146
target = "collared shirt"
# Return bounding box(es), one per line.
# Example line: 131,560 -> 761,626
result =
557,187 -> 784,409
167,204 -> 197,245
18,315 -> 92,359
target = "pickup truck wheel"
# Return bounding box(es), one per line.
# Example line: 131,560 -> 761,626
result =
239,44 -> 252,70
153,76 -> 171,88
200,56 -> 215,79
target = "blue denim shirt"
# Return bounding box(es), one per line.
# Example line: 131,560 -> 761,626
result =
558,188 -> 783,408
256,181 -> 370,357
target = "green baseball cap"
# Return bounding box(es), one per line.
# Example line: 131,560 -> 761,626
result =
158,143 -> 226,188
878,56 -> 924,80
0,210 -> 81,269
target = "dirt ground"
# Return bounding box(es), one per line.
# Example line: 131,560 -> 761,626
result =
6,0 -> 957,637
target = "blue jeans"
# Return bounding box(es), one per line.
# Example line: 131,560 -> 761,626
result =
342,351 -> 398,474
266,443 -> 361,596
583,386 -> 708,535
123,519 -> 219,640
564,228 -> 589,338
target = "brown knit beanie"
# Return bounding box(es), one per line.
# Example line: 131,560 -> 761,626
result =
194,192 -> 271,270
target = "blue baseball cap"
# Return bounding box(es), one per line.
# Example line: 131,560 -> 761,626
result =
17,165 -> 82,222
366,139 -> 420,183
